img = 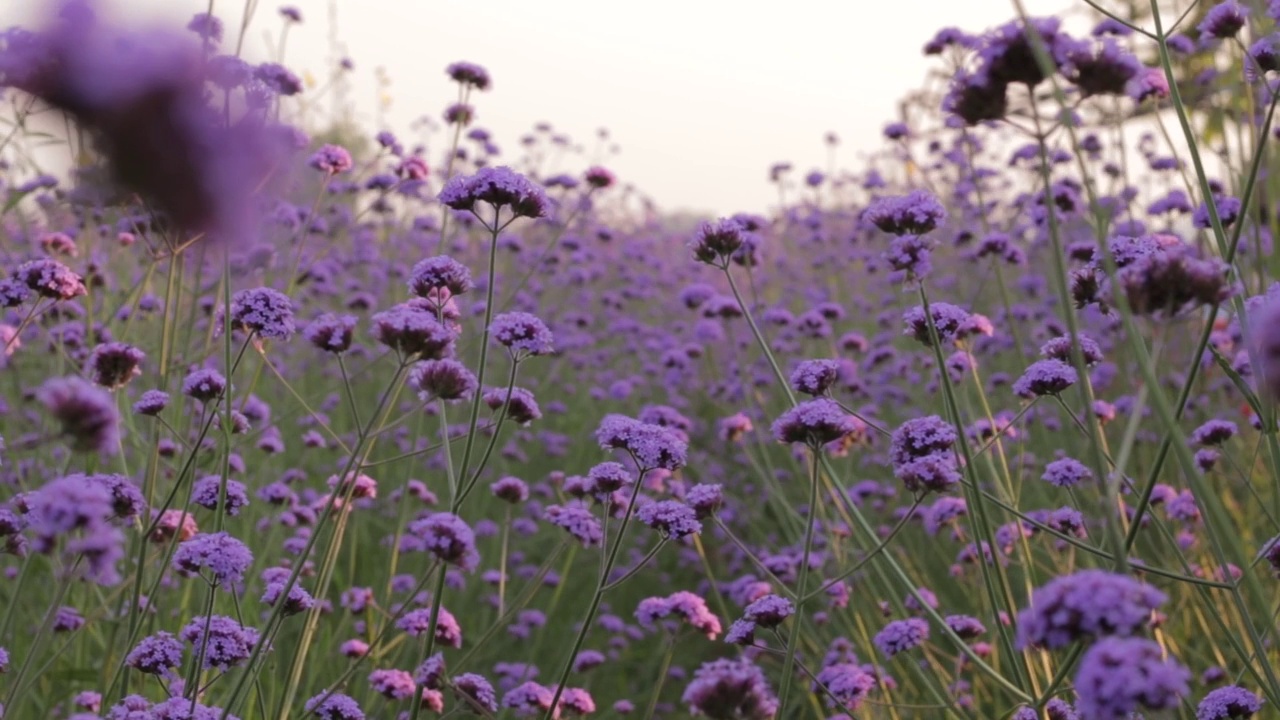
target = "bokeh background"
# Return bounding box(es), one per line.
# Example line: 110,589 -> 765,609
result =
6,0 -> 1072,214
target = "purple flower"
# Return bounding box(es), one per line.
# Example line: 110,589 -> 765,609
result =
1062,38 -> 1141,97
890,416 -> 957,465
309,144 -> 353,174
126,631 -> 184,675
395,607 -> 462,647
744,594 -> 794,628
182,368 -> 227,402
814,663 -> 876,710
895,453 -> 962,495
409,256 -> 473,298
191,475 -> 249,515
454,673 -> 499,713
438,166 -> 549,220
587,462 -> 633,495
1043,457 -> 1092,487
1199,1 -> 1248,39
690,218 -> 747,265
180,615 -> 260,670
446,61 -> 491,90
863,190 -> 946,236
682,658 -> 778,719
945,615 -> 986,639
1015,569 -> 1165,649
502,681 -> 557,718
410,359 -> 477,402
594,414 -> 688,470
686,483 -> 723,518
790,359 -> 841,396
304,693 -> 364,720
771,399 -> 863,447
229,287 -> 295,341
37,376 -> 120,454
369,668 -> 416,700
560,687 -> 596,715
637,500 -> 702,539
1075,637 -> 1189,719
1039,334 -> 1103,365
409,513 -> 480,571
16,258 -> 86,301
303,314 -> 356,353
1013,359 -> 1077,398
261,581 -> 314,615
874,618 -> 929,656
491,312 -> 554,357
172,532 -> 253,587
483,386 -> 542,425
1196,685 -> 1263,719
544,504 -> 602,547
1192,419 -> 1238,447
902,302 -> 971,346
86,342 -> 145,389
371,305 -> 454,360
491,476 -> 529,503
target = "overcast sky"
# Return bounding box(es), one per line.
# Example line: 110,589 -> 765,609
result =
5,0 -> 1074,215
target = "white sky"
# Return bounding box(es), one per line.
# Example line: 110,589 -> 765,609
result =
6,0 -> 1075,215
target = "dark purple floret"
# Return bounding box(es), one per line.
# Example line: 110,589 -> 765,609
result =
874,618 -> 929,656
1039,334 -> 1103,365
980,17 -> 1072,88
1197,685 -> 1263,719
483,386 -> 542,425
408,512 -> 480,571
545,504 -> 602,547
1015,569 -> 1166,649
86,342 -> 144,389
743,594 -> 794,628
637,500 -> 702,539
1013,359 -> 1077,398
681,658 -> 778,720
1191,419 -> 1238,446
789,359 -> 841,396
255,62 -> 303,95
587,462 -> 632,494
1194,196 -> 1243,229
924,27 -> 976,54
409,256 -> 473,298
814,663 -> 876,710
594,414 -> 687,470
862,190 -> 947,236
453,673 -> 500,713
690,217 -> 747,266
491,312 -> 554,356
438,166 -> 549,220
1075,637 -> 1189,719
309,144 -> 353,174
895,454 -> 962,495
180,615 -> 260,670
490,476 -> 529,503
16,258 -> 87,300
305,692 -> 365,720
685,483 -> 723,518
903,302 -> 971,346
446,61 -> 491,90
945,615 -> 986,639
1043,457 -> 1092,487
942,68 -> 1008,125
410,359 -> 477,402
229,287 -> 295,341
1199,1 -> 1248,39
192,475 -> 249,516
126,631 -> 184,675
303,313 -> 356,353
172,531 -> 254,587
890,416 -> 956,465
371,305 -> 454,359
1250,34 -> 1280,75
771,399 -> 863,447
38,376 -> 121,454
182,368 -> 227,402
1062,38 -> 1141,97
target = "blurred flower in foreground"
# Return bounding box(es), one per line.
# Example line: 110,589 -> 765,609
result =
0,0 -> 290,245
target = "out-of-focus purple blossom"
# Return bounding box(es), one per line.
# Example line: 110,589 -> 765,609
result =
1075,637 -> 1189,718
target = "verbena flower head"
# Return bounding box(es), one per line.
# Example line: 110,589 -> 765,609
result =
1191,419 -> 1238,447
980,17 -> 1073,88
1043,457 -> 1092,487
309,144 -> 352,174
446,61 -> 491,89
545,504 -> 602,547
1015,569 -> 1166,649
1013,359 -> 1077,398
192,475 -> 249,515
890,415 -> 956,465
37,376 -> 120,454
229,287 -> 295,341
686,483 -> 723,518
491,312 -> 554,357
483,386 -> 542,425
303,313 -> 356,353
771,399 -> 862,447
409,256 -> 473,298
902,302 -> 971,346
681,658 -> 778,719
1075,637 -> 1189,719
371,305 -> 454,360
126,631 -> 184,675
304,692 -> 365,720
172,531 -> 254,587
637,500 -> 702,539
863,190 -> 946,236
790,359 -> 841,396
1039,334 -> 1103,365
874,617 -> 929,656
180,615 -> 260,671
743,594 -> 794,628
942,67 -> 1008,125
503,681 -> 558,718
182,368 -> 227,402
1199,1 -> 1248,39
409,512 -> 480,571
815,663 -> 877,711
410,359 -> 477,402
438,166 -> 549,220
1061,38 -> 1141,97
689,217 -> 747,266
594,414 -> 687,470
1196,685 -> 1263,720
86,342 -> 144,389
453,672 -> 499,713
